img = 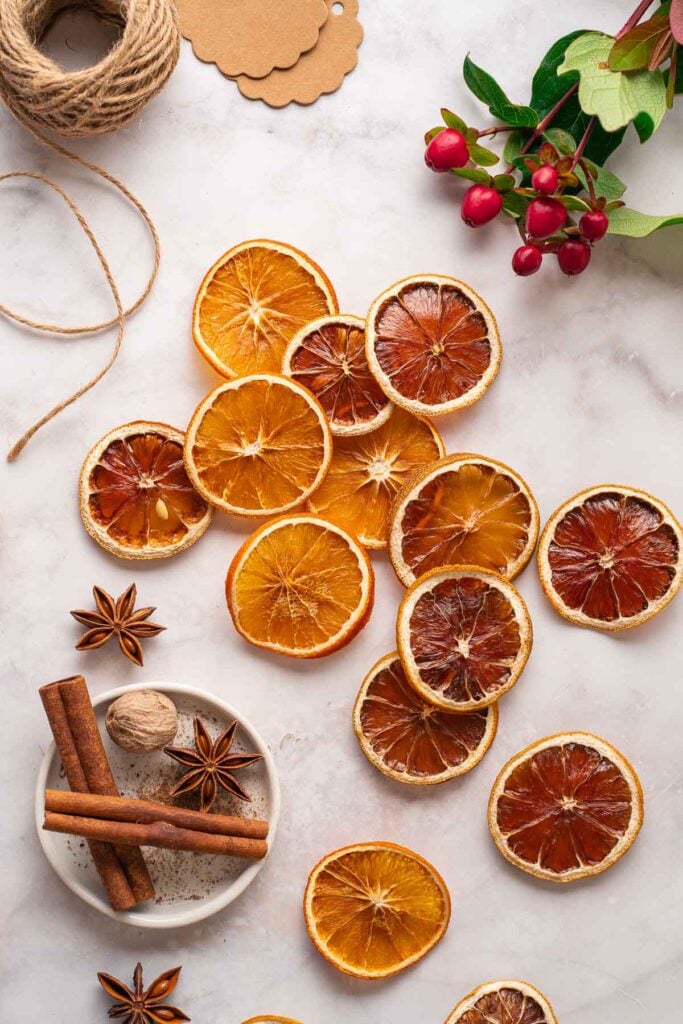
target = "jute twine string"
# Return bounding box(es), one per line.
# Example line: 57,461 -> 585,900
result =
0,0 -> 180,460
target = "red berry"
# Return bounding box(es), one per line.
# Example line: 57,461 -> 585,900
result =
580,210 -> 609,241
525,197 -> 567,239
531,165 -> 559,195
461,185 -> 503,227
425,129 -> 470,172
557,240 -> 591,276
512,244 -> 543,277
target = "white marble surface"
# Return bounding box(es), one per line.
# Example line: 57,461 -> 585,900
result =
1,1 -> 682,1020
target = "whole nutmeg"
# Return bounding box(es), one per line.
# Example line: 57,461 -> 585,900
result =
106,690 -> 178,752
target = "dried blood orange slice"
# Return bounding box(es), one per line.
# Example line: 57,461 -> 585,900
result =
445,980 -> 558,1024
397,566 -> 532,711
488,732 -> 644,883
184,374 -> 331,517
226,514 -> 374,658
304,841 -> 450,979
193,240 -> 337,378
538,484 -> 682,631
283,315 -> 392,436
353,653 -> 498,785
307,407 -> 444,548
79,422 -> 213,559
390,454 -> 539,585
365,275 -> 501,416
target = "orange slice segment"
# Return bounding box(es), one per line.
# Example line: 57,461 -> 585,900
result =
353,652 -> 498,785
488,732 -> 644,883
307,407 -> 444,548
389,454 -> 539,586
397,566 -> 532,712
79,421 -> 213,560
226,514 -> 374,658
445,980 -> 558,1024
193,239 -> 338,378
538,484 -> 682,631
283,314 -> 392,436
184,374 -> 332,517
304,841 -> 450,979
366,275 -> 501,416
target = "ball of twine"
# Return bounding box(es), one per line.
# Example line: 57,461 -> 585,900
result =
0,0 -> 180,137
0,0 -> 181,460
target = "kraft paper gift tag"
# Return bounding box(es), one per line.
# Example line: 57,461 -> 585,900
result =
235,0 -> 363,107
176,0 -> 329,79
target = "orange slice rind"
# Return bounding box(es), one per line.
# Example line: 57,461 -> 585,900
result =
283,314 -> 393,436
488,732 -> 644,884
79,421 -> 213,560
444,979 -> 558,1024
193,239 -> 337,378
365,274 -> 501,416
303,841 -> 450,979
242,1018 -> 303,1024
538,484 -> 682,631
389,453 -> 539,585
397,565 -> 532,712
353,652 -> 498,785
226,513 -> 374,658
184,374 -> 332,518
307,406 -> 445,548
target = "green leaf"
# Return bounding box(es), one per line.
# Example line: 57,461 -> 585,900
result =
424,127 -> 443,144
463,55 -> 539,127
526,31 -> 626,165
606,207 -> 683,236
608,15 -> 671,71
530,30 -> 587,112
441,108 -> 468,133
493,173 -> 517,191
503,130 -> 525,165
543,128 -> 577,154
501,191 -> 528,218
575,160 -> 627,200
558,195 -> 592,212
468,142 -> 500,167
449,167 -> 492,184
559,32 -> 667,134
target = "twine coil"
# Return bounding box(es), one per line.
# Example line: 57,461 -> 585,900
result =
0,0 -> 181,460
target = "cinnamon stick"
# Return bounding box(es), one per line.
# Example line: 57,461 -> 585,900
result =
56,676 -> 155,902
44,813 -> 268,860
39,682 -> 137,911
45,789 -> 269,840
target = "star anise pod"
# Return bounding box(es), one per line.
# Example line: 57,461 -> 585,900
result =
71,584 -> 165,667
164,716 -> 263,811
97,962 -> 190,1023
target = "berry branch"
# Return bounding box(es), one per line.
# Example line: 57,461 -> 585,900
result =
424,0 -> 683,278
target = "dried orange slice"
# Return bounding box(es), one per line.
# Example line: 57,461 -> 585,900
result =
538,484 -> 682,631
282,315 -> 392,436
193,239 -> 337,378
226,514 -> 374,658
353,653 -> 498,785
79,422 -> 213,559
242,1018 -> 302,1024
397,566 -> 532,711
184,374 -> 332,517
488,732 -> 644,884
390,454 -> 539,585
445,980 -> 558,1024
307,407 -> 444,548
304,841 -> 450,979
365,275 -> 501,416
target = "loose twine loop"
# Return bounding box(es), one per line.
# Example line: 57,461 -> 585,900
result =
0,0 -> 180,460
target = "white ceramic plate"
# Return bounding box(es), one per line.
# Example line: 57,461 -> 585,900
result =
35,681 -> 280,929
